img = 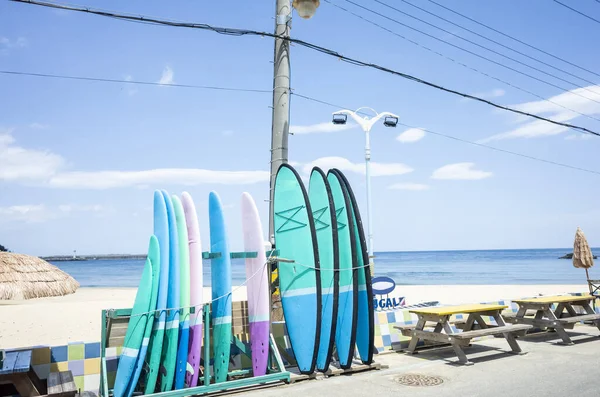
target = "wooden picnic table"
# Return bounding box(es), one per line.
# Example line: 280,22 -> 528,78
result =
510,294 -> 600,345
397,303 -> 532,365
0,350 -> 44,397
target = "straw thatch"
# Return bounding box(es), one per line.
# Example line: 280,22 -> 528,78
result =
573,227 -> 594,281
0,252 -> 79,300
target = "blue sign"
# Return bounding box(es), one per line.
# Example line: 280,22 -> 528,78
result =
371,276 -> 405,311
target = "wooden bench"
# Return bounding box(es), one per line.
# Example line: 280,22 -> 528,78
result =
555,313 -> 600,324
47,371 -> 77,397
449,324 -> 532,341
0,350 -> 45,396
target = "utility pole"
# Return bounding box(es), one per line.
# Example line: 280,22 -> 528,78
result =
268,0 -> 292,246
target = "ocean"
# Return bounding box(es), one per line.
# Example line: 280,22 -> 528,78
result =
50,248 -> 595,288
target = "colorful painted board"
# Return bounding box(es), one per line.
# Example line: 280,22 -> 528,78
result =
172,196 -> 190,389
182,192 -> 203,387
209,191 -> 232,383
273,164 -> 321,374
143,191 -> 170,394
327,170 -> 358,369
241,192 -> 270,376
113,235 -> 158,397
159,191 -> 179,391
336,170 -> 374,364
308,167 -> 339,372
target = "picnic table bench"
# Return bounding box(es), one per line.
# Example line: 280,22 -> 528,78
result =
509,294 -> 600,345
0,350 -> 45,397
395,303 -> 532,365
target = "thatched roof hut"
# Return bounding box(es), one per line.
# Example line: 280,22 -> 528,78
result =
0,252 -> 79,300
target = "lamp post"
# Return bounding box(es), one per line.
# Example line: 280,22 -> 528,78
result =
269,0 -> 320,245
331,108 -> 399,275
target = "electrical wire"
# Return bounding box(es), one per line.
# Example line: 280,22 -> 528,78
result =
340,0 -> 600,105
424,0 -> 600,80
0,70 -> 273,93
8,0 -> 600,137
324,0 -> 600,125
553,0 -> 600,25
395,0 -> 599,87
291,92 -> 600,176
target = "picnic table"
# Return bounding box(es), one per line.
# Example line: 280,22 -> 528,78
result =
0,350 -> 44,396
509,294 -> 600,345
396,303 -> 532,365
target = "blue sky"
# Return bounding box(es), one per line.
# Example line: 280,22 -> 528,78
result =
1,0 -> 600,256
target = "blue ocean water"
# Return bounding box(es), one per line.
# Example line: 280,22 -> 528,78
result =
50,248 -> 595,288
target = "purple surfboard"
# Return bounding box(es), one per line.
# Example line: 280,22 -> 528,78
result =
182,192 -> 203,387
241,192 -> 270,376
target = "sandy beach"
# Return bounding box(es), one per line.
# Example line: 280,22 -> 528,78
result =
0,284 -> 588,349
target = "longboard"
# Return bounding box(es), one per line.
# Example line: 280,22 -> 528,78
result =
182,192 -> 203,387
209,191 -> 232,383
336,170 -> 374,364
241,192 -> 270,376
172,196 -> 190,389
273,163 -> 321,374
113,236 -> 158,397
159,191 -> 180,391
143,191 -> 170,394
327,169 -> 358,369
308,167 -> 339,373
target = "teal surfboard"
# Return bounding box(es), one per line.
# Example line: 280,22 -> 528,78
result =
336,170 -> 374,364
172,196 -> 190,389
308,167 -> 339,372
160,191 -> 179,391
274,163 -> 321,374
327,169 -> 358,369
209,191 -> 232,383
113,235 -> 158,397
143,191 -> 170,394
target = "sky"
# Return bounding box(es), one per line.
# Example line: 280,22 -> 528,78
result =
1,0 -> 600,256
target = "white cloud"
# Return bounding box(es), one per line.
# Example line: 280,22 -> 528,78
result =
221,130 -> 234,136
0,37 -> 27,50
29,123 -> 49,130
47,169 -> 270,189
0,130 -> 65,181
431,162 -> 492,180
396,128 -> 425,143
58,204 -> 106,213
290,122 -> 355,135
0,203 -> 108,223
302,156 -> 413,177
157,66 -> 174,85
388,183 -> 430,191
124,75 -> 137,96
470,88 -> 505,99
480,85 -> 600,142
565,134 -> 593,141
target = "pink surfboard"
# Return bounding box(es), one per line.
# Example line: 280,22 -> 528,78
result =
182,192 -> 203,387
241,192 -> 270,376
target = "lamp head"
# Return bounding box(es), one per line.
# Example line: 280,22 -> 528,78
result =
292,0 -> 320,19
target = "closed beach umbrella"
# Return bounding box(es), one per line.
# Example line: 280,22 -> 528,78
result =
573,227 -> 594,281
0,252 -> 79,300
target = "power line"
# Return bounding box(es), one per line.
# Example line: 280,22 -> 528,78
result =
9,0 -> 600,137
324,0 -> 600,125
395,0 -> 599,87
0,70 -> 273,93
553,0 -> 600,25
341,0 -> 600,106
291,92 -> 600,177
425,0 -> 600,80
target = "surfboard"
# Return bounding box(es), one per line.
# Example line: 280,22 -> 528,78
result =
336,170 -> 374,364
172,196 -> 190,389
143,191 -> 170,394
182,192 -> 203,388
241,192 -> 270,376
209,191 -> 232,383
113,235 -> 158,397
125,234 -> 161,397
308,167 -> 339,373
327,169 -> 358,370
273,163 -> 321,374
159,191 -> 180,391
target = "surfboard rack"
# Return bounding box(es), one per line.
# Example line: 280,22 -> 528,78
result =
100,302 -> 290,397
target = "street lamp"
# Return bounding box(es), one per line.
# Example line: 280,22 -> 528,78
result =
292,0 -> 320,19
331,107 -> 399,276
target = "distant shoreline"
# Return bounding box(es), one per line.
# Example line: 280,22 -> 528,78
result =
42,254 -> 146,262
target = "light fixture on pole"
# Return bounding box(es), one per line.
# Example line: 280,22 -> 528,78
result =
292,0 -> 320,19
331,107 -> 399,276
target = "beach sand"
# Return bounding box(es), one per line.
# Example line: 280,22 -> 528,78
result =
0,284 -> 588,349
